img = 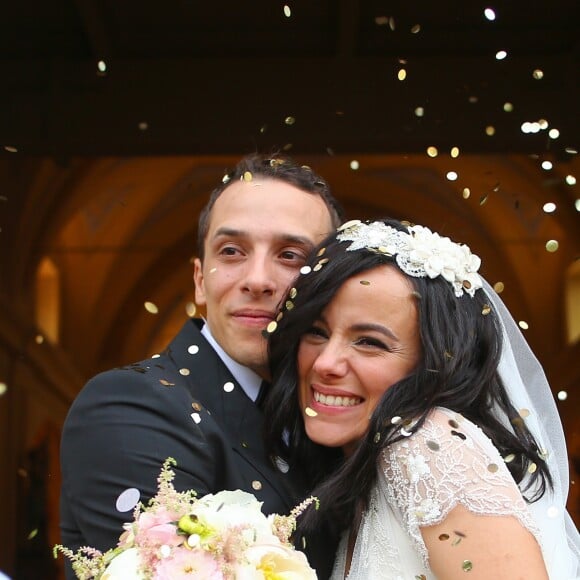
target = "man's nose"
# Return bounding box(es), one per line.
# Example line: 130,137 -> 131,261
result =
241,253 -> 277,296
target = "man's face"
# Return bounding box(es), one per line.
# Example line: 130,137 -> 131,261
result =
194,177 -> 333,377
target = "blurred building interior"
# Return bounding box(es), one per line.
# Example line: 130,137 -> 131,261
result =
0,1 -> 578,577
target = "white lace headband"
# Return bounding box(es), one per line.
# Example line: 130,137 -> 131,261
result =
335,220 -> 483,298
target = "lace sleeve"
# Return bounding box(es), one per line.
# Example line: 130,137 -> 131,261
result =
379,407 -> 541,566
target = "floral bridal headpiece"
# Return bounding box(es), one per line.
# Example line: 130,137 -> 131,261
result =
336,220 -> 483,298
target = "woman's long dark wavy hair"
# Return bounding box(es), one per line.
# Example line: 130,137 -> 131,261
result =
264,218 -> 552,536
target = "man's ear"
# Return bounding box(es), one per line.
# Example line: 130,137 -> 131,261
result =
193,258 -> 206,305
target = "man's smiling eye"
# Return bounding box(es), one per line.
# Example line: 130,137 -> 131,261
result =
219,246 -> 240,256
280,250 -> 304,261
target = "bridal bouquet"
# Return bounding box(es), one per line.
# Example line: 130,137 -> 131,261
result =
55,458 -> 318,579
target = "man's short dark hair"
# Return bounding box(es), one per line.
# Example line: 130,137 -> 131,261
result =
196,153 -> 344,260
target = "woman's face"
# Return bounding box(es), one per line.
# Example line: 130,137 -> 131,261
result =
298,264 -> 420,455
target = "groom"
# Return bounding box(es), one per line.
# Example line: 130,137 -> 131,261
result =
59,154 -> 344,578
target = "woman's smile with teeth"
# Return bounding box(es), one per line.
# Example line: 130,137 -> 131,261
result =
313,390 -> 362,407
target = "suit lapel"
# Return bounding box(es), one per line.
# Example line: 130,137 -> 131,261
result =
164,319 -> 301,510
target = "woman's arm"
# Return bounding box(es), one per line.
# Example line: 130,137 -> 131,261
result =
422,503 -> 548,580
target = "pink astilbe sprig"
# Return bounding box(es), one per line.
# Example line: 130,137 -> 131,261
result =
52,545 -> 107,580
271,495 -> 319,544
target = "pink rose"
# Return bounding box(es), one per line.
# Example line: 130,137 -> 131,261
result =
154,548 -> 225,579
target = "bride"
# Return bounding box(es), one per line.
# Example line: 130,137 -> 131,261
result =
265,218 -> 580,579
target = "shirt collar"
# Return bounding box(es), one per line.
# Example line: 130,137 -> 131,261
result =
200,321 -> 262,402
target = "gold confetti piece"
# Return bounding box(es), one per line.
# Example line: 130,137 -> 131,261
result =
518,321 -> 529,330
503,102 -> 514,112
300,265 -> 312,274
27,529 -> 38,540
462,187 -> 471,199
374,432 -> 381,443
479,194 -> 489,206
375,15 -> 389,25
528,462 -> 538,474
305,407 -> 318,417
266,321 -> 278,333
487,463 -> 499,473
313,264 -> 323,272
0,382 -> 7,396
319,258 -> 329,265
485,125 -> 496,136
283,4 -> 291,17
192,402 -> 202,411
439,533 -> 450,541
532,69 -> 544,80
545,240 -> 559,252
289,287 -> 298,298
557,390 -> 568,401
338,219 -> 362,231
462,560 -> 473,572
427,440 -> 440,451
451,430 -> 467,440
414,106 -> 425,117
444,351 -> 453,359
317,247 -> 326,257
411,24 -> 421,33
285,300 -> 294,310
450,146 -> 460,158
185,302 -> 197,317
504,453 -> 516,463
159,379 -> 175,386
360,280 -> 370,286
427,146 -> 438,158
400,427 -> 413,437
188,344 -> 199,355
223,382 -> 235,392
276,312 -> 284,321
35,334 -> 44,344
391,416 -> 402,424
284,116 -> 295,125
389,16 -> 395,30
451,537 -> 462,546
493,281 -> 504,293
209,267 -> 217,274
179,368 -> 190,376
482,304 -> 491,315
302,536 -> 307,549
4,146 -> 18,153
397,68 -> 407,81
519,408 -> 530,418
243,171 -> 253,181
138,121 -> 148,131
350,160 -> 360,170
222,174 -> 230,184
144,301 -> 158,314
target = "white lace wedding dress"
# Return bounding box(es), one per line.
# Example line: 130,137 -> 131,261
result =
330,407 -> 577,579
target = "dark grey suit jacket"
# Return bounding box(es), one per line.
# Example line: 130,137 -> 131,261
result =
60,319 -> 336,578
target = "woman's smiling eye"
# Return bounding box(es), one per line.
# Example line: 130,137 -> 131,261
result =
354,336 -> 389,350
305,325 -> 328,339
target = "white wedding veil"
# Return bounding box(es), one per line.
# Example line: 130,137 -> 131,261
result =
483,279 -> 580,579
